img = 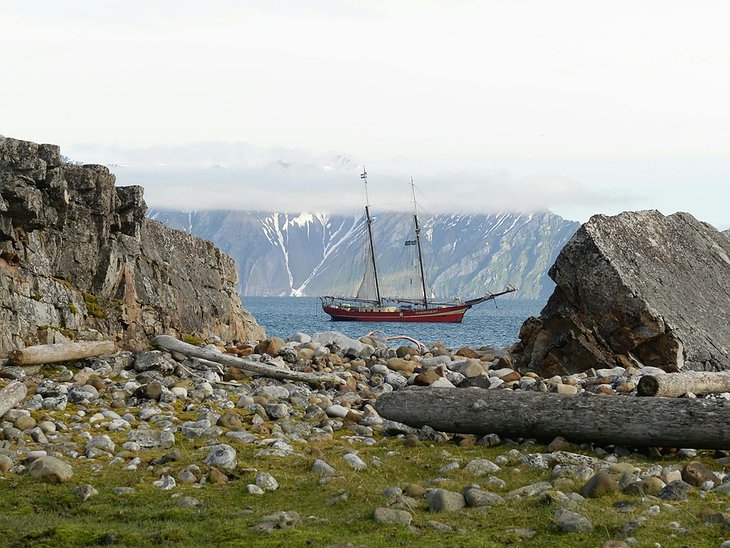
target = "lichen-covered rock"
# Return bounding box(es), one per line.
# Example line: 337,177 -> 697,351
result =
0,136 -> 264,350
514,211 -> 730,375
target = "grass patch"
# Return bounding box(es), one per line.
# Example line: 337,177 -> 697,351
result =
0,431 -> 726,547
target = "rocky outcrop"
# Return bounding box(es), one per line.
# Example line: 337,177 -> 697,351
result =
0,136 -> 264,351
513,210 -> 730,375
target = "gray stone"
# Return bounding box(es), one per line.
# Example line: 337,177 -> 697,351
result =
205,444 -> 237,470
462,486 -> 505,507
153,475 -> 176,490
180,419 -> 212,439
254,471 -> 279,491
325,404 -> 349,418
464,458 -> 500,476
506,481 -> 553,499
250,511 -> 300,533
426,489 -> 466,512
86,435 -> 115,456
373,507 -> 412,525
128,430 -> 175,449
178,470 -> 198,484
73,484 -> 99,501
134,351 -> 176,373
312,459 -> 336,477
343,453 -> 366,470
712,483 -> 730,496
438,461 -> 460,474
553,508 -> 594,533
28,455 -> 73,483
265,403 -> 290,420
660,480 -> 693,500
427,520 -> 453,532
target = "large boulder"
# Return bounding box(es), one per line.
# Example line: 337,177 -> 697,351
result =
0,136 -> 264,350
513,210 -> 730,375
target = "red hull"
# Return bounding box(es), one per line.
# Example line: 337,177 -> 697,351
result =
322,303 -> 471,323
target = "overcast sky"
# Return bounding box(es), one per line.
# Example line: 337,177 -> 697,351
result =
2,1 -> 729,229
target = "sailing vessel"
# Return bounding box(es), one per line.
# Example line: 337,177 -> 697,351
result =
320,169 -> 517,323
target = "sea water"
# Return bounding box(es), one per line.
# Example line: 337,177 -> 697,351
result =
243,296 -> 545,350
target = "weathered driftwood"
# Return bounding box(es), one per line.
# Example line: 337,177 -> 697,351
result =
152,335 -> 345,386
0,381 -> 28,418
7,340 -> 117,366
366,331 -> 427,353
374,387 -> 730,449
637,371 -> 730,398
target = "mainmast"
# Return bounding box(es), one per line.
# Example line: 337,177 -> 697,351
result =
362,168 -> 382,306
411,177 -> 429,307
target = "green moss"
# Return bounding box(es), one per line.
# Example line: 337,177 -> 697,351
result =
69,303 -> 77,315
182,333 -> 204,346
31,291 -> 42,301
83,293 -> 107,319
59,327 -> 76,340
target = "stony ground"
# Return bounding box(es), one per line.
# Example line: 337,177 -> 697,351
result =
1,330 -> 730,547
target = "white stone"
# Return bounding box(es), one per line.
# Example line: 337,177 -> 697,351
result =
325,404 -> 349,418
254,471 -> 279,491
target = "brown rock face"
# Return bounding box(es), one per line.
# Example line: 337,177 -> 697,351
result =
513,211 -> 730,375
0,136 -> 264,350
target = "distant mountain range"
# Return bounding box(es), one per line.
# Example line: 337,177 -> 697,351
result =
149,209 -> 579,301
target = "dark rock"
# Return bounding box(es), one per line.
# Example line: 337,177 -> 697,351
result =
659,479 -> 693,500
0,136 -> 264,351
681,460 -> 720,487
134,382 -> 164,401
514,211 -> 730,374
579,471 -> 619,498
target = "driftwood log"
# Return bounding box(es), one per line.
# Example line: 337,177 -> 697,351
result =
637,371 -> 730,398
0,381 -> 28,418
7,340 -> 117,366
374,387 -> 730,449
153,335 -> 345,386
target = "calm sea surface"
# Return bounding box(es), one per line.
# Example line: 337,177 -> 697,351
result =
243,297 -> 545,350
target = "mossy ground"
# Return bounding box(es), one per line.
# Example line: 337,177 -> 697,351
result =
0,432 -> 727,547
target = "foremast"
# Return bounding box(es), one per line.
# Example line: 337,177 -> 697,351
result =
362,168 -> 382,306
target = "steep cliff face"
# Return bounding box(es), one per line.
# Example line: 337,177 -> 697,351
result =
0,136 -> 264,351
514,210 -> 730,374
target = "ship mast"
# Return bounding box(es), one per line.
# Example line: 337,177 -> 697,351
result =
362,168 -> 382,306
411,177 -> 429,307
